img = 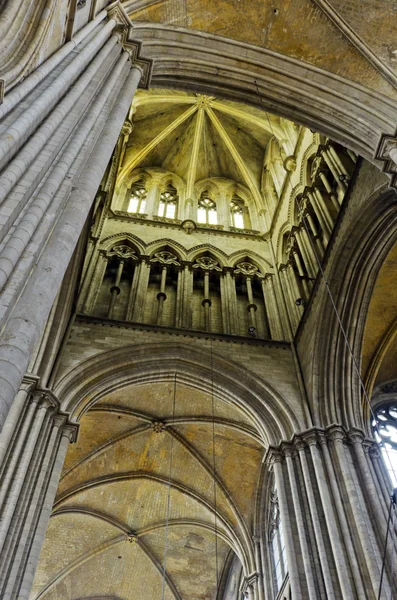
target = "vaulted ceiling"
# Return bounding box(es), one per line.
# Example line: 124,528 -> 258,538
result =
362,242 -> 397,395
122,0 -> 397,100
120,89 -> 296,207
30,381 -> 264,600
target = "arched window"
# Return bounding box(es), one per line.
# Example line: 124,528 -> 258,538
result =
230,198 -> 244,228
269,491 -> 287,595
230,196 -> 251,229
197,194 -> 217,225
158,185 -> 178,219
128,184 -> 147,214
372,402 -> 397,486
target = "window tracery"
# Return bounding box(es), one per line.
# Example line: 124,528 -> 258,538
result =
198,194 -> 217,225
230,198 -> 245,229
372,402 -> 397,485
158,185 -> 178,219
128,185 -> 147,214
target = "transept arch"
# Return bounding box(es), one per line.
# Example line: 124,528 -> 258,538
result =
303,184 -> 397,429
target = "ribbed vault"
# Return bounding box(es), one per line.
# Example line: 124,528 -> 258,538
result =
30,380 -> 265,600
119,89 -> 295,210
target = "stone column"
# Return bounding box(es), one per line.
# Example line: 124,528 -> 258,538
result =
302,210 -> 325,258
291,249 -> 310,299
245,276 -> 258,331
131,257 -> 151,322
306,188 -> 331,243
287,261 -> 304,320
270,451 -> 303,599
261,274 -> 283,340
202,271 -> 211,332
321,147 -> 347,197
156,265 -> 168,325
279,264 -> 299,331
265,427 -> 397,599
295,441 -> 336,599
313,187 -> 334,232
175,266 -> 183,328
224,268 -> 238,335
0,56 -> 144,429
318,171 -> 340,211
219,273 -> 230,334
17,423 -> 75,600
0,381 -> 78,600
108,257 -> 125,318
81,250 -> 109,314
126,260 -> 140,321
305,431 -> 356,599
145,180 -> 162,217
292,227 -> 317,279
284,446 -> 317,599
181,263 -> 193,329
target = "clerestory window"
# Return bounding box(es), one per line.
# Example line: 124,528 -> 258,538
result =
128,186 -> 147,214
230,198 -> 245,229
158,186 -> 178,219
372,402 -> 397,486
198,195 -> 217,225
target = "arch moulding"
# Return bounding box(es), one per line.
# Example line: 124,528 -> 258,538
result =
129,22 -> 397,169
54,342 -> 302,445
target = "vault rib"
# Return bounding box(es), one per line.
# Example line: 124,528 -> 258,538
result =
119,104 -> 198,182
206,106 -> 263,210
186,105 -> 205,198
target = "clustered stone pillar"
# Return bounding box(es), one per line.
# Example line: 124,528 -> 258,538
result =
0,377 -> 77,600
0,5 -> 148,429
265,426 -> 395,599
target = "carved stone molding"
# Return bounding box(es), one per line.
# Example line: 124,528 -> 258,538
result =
264,425 -> 378,465
107,2 -> 153,89
375,134 -> 397,187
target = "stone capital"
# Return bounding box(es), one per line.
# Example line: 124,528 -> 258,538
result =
301,430 -> 319,447
60,421 -> 79,443
241,572 -> 259,594
347,428 -> 365,445
326,424 -> 346,444
375,134 -> 397,187
266,447 -> 284,467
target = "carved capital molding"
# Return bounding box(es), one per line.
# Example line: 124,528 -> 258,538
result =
375,134 -> 397,187
107,2 -> 153,89
241,572 -> 259,594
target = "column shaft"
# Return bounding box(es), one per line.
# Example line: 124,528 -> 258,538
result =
0,63 -> 142,429
272,459 -> 303,599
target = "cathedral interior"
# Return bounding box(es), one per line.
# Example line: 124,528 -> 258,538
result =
0,2 -> 396,600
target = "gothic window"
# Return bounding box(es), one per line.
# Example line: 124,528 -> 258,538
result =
230,198 -> 245,229
128,185 -> 147,214
372,403 -> 397,486
269,491 -> 287,595
158,185 -> 178,219
197,194 -> 217,225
